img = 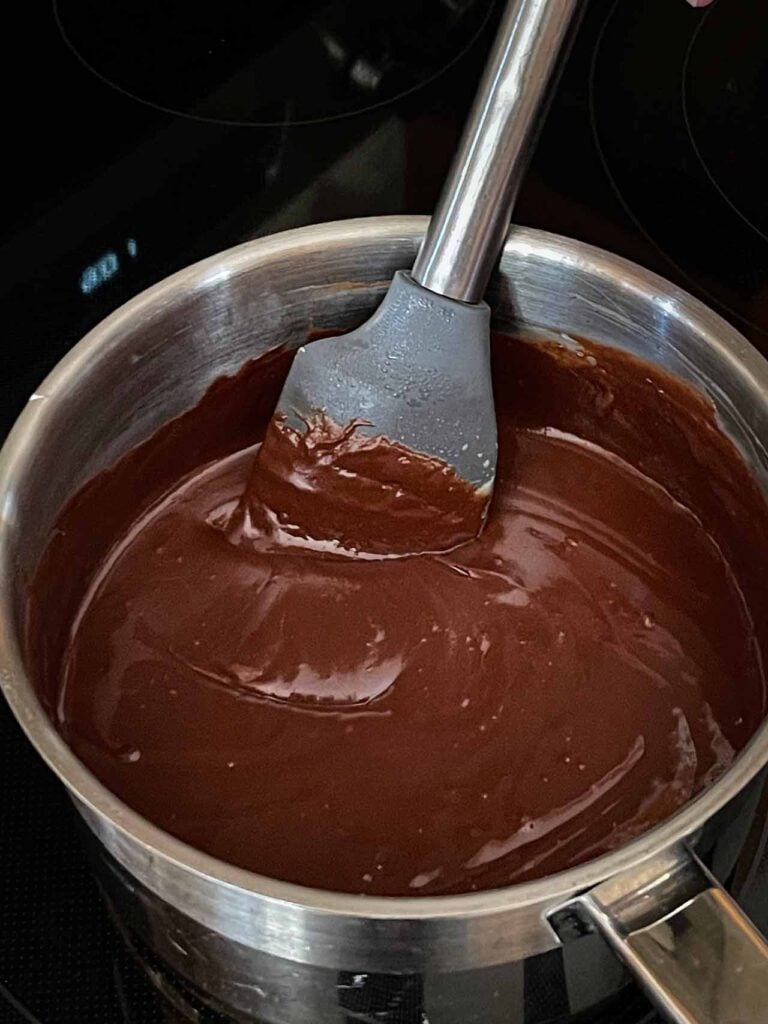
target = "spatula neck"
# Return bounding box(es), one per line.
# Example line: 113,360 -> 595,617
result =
412,0 -> 581,305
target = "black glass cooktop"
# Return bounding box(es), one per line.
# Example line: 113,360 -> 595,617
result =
2,0 -> 768,1020
53,0 -> 495,126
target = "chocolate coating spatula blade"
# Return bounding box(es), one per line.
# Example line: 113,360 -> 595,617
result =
258,0 -> 578,549
277,271 -> 495,491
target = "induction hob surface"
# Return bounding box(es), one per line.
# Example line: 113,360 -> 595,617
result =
2,1 -> 768,1021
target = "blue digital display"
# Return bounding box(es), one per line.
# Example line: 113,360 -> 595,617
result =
79,238 -> 138,295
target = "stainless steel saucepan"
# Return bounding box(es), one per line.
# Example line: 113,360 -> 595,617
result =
2,216 -> 768,1024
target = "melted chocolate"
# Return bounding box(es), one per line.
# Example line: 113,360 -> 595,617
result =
27,334 -> 768,895
230,411 -> 488,557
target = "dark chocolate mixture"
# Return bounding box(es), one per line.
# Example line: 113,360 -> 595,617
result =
232,410 -> 488,557
27,334 -> 768,895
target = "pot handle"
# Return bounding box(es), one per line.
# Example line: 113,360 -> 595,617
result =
552,844 -> 768,1024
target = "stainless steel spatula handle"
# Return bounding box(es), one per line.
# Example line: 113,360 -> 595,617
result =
412,0 -> 581,305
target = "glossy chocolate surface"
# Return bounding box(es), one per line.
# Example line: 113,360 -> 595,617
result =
233,409 -> 488,557
28,334 -> 768,895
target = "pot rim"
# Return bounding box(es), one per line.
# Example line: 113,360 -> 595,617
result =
2,214 -> 768,922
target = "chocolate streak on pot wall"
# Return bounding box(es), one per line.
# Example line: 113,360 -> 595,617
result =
26,333 -> 768,896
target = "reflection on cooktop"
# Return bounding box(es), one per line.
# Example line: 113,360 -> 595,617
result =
589,0 -> 768,342
54,0 -> 494,126
683,0 -> 768,246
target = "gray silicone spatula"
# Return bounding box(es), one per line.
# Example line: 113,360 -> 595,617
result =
257,0 -> 579,551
